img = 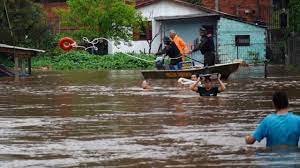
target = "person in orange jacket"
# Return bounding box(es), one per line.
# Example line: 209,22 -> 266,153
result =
169,30 -> 190,62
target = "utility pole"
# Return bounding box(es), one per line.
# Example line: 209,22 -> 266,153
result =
256,0 -> 261,21
4,0 -> 19,81
215,0 -> 219,11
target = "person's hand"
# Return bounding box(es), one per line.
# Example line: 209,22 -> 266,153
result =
245,135 -> 251,143
245,135 -> 255,144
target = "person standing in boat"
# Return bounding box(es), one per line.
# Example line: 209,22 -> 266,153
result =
190,74 -> 225,96
191,27 -> 215,66
155,37 -> 182,70
245,91 -> 300,148
169,30 -> 189,62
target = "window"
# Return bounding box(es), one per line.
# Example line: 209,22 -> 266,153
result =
133,21 -> 152,41
235,35 -> 250,46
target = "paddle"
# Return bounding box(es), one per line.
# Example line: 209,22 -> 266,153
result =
185,55 -> 204,64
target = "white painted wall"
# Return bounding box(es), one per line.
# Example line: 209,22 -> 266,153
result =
111,0 -> 204,54
139,0 -> 205,19
111,41 -> 149,54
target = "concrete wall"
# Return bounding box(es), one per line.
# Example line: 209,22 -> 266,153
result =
112,0 -> 205,54
162,17 -> 217,64
217,17 -> 266,63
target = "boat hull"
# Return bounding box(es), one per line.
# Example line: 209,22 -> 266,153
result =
141,63 -> 240,80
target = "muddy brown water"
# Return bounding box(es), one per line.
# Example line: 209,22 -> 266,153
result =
0,66 -> 300,167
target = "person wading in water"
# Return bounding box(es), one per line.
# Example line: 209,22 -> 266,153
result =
245,91 -> 300,148
190,74 -> 225,96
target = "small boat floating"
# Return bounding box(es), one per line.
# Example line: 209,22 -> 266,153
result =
141,62 -> 240,80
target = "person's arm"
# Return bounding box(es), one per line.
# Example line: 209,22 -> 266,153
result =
217,74 -> 226,92
155,47 -> 167,56
192,37 -> 207,53
190,77 -> 201,92
245,117 -> 268,145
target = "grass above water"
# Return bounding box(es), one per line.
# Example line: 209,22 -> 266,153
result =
31,51 -> 156,71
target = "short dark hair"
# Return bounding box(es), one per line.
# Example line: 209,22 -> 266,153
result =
192,74 -> 199,78
272,91 -> 289,110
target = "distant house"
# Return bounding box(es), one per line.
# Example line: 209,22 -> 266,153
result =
116,0 -> 267,64
201,0 -> 272,25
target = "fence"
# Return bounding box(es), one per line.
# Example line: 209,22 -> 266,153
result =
190,43 -> 266,65
288,34 -> 300,65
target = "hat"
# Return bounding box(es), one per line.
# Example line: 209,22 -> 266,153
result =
199,27 -> 207,32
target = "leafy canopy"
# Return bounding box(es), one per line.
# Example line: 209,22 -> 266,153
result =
0,0 -> 50,48
289,0 -> 300,32
58,0 -> 144,41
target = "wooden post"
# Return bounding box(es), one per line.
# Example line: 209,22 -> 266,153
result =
256,0 -> 260,21
14,56 -> 19,81
215,0 -> 219,11
264,60 -> 268,78
28,57 -> 31,75
21,58 -> 26,76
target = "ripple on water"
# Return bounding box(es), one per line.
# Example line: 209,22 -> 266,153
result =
0,67 -> 300,167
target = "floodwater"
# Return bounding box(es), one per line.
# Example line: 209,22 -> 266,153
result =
0,65 -> 300,167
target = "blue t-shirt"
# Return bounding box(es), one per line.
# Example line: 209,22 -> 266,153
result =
253,112 -> 300,147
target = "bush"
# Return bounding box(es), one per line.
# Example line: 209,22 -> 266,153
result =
32,51 -> 155,70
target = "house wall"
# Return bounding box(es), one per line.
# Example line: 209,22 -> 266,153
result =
112,0 -> 205,54
217,17 -> 266,63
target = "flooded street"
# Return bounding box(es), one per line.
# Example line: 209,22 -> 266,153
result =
0,66 -> 300,167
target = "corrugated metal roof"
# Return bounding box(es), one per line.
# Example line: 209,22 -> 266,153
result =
155,13 -> 220,21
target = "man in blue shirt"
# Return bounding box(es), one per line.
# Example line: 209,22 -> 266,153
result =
245,91 -> 300,148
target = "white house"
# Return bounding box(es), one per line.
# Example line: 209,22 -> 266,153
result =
109,0 -> 267,64
109,0 -> 207,54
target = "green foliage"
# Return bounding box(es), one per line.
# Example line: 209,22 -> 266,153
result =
0,54 -> 14,68
0,0 -> 52,49
32,51 -> 155,70
57,0 -> 144,41
289,0 -> 300,32
248,51 -> 260,65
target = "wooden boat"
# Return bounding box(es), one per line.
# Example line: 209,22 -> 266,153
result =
141,62 -> 240,80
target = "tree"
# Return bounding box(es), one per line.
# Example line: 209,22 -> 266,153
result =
288,0 -> 300,32
0,0 -> 50,48
58,0 -> 144,41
